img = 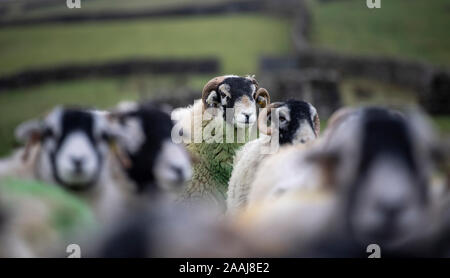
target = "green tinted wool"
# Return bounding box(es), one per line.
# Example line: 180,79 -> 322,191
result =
0,178 -> 95,235
182,121 -> 257,210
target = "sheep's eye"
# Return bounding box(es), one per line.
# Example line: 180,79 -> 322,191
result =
43,128 -> 54,138
220,92 -> 227,98
279,116 -> 286,123
101,132 -> 111,142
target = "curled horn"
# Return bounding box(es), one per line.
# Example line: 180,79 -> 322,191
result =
255,88 -> 270,108
201,76 -> 226,110
258,102 -> 283,136
313,113 -> 321,137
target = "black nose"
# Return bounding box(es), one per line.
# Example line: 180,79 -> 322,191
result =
71,157 -> 84,173
243,113 -> 251,123
171,166 -> 184,182
381,202 -> 404,222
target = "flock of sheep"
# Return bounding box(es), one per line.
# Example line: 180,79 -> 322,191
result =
0,74 -> 449,257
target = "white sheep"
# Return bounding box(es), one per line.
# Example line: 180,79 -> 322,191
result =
0,107 -> 126,225
105,101 -> 193,202
246,106 -> 440,255
0,178 -> 95,258
226,99 -> 320,214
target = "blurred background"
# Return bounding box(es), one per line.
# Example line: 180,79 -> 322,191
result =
0,0 -> 449,157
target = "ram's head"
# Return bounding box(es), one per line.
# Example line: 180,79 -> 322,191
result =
202,75 -> 270,128
258,100 -> 320,145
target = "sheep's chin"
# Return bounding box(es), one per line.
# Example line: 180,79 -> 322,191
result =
62,180 -> 97,191
157,180 -> 185,195
234,120 -> 255,129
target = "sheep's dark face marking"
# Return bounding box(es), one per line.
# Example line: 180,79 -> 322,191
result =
205,76 -> 261,128
46,109 -> 110,190
112,106 -> 192,193
345,108 -> 429,248
16,107 -> 111,190
267,100 -> 318,145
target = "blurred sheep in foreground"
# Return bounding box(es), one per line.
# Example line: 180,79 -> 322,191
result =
106,101 -> 193,202
0,107 -> 125,225
238,106 -> 445,257
0,103 -> 193,257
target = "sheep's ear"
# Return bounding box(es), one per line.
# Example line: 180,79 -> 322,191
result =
205,90 -> 220,107
430,141 -> 450,176
103,112 -> 134,169
15,119 -> 43,144
15,119 -> 43,162
305,150 -> 340,188
309,105 -> 320,137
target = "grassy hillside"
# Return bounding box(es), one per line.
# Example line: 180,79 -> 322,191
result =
0,0 -> 229,20
310,0 -> 450,67
0,14 -> 292,76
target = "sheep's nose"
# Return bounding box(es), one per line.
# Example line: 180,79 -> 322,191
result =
243,113 -> 251,123
380,202 -> 404,222
71,157 -> 84,173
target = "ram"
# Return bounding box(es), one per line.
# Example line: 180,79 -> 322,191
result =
226,99 -> 320,214
171,75 -> 270,210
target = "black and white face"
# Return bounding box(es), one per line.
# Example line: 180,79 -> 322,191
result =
205,76 -> 267,128
153,140 -> 192,193
343,108 -> 430,248
267,100 -> 319,145
111,106 -> 192,193
348,156 -> 428,248
28,108 -> 111,190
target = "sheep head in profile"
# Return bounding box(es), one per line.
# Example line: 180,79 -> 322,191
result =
201,75 -> 270,128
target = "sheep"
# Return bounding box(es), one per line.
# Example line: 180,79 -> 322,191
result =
226,99 -> 320,214
244,106 -> 441,256
106,101 -> 193,201
86,199 -> 261,258
171,75 -> 271,210
0,106 -> 126,225
0,178 -> 96,258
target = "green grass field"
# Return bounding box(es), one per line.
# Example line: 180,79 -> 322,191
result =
310,0 -> 450,67
0,0 -> 229,21
0,14 -> 292,76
